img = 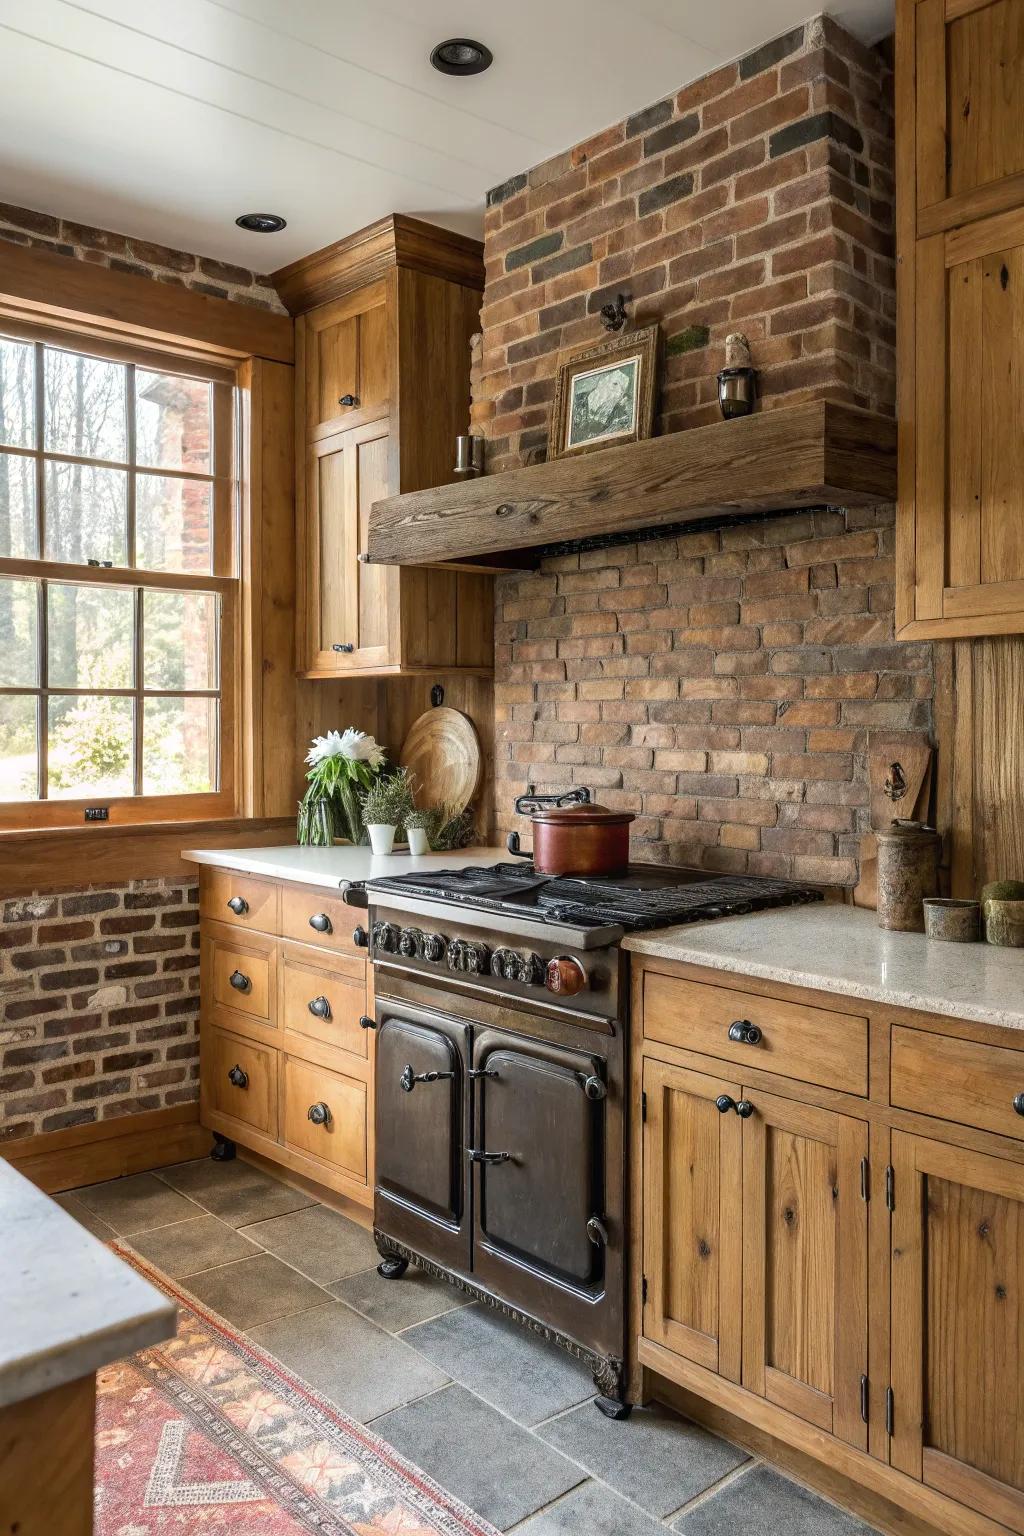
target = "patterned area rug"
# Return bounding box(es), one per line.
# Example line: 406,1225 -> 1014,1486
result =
97,1243 -> 500,1536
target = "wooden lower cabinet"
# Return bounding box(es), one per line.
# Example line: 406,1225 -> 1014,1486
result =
198,868 -> 374,1210
635,953 -> 1024,1536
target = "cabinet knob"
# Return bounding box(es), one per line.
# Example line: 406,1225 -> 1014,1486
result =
359,1013 -> 377,1030
715,1094 -> 753,1117
332,642 -> 355,653
226,895 -> 248,916
736,1099 -> 755,1118
1014,1093 -> 1024,1117
728,1018 -> 762,1046
228,969 -> 251,993
338,393 -> 359,407
352,925 -> 368,948
580,1073 -> 607,1101
227,1064 -> 248,1089
309,911 -> 333,934
307,1101 -> 332,1127
308,995 -> 332,1020
586,1215 -> 609,1247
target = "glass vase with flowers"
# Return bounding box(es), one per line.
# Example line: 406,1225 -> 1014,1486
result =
296,729 -> 386,847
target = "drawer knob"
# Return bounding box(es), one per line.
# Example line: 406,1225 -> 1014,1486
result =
307,1101 -> 332,1127
228,969 -> 251,993
227,895 -> 249,916
716,1094 -> 755,1118
309,912 -> 333,934
227,1064 -> 249,1089
338,393 -> 359,407
1014,1093 -> 1024,1117
359,1014 -> 377,1030
308,995 -> 332,1020
352,925 -> 368,948
728,1018 -> 762,1046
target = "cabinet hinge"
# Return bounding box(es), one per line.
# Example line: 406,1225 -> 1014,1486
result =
860,1374 -> 869,1424
885,1387 -> 895,1437
642,1275 -> 648,1305
860,1157 -> 870,1201
641,1091 -> 647,1123
885,1164 -> 895,1212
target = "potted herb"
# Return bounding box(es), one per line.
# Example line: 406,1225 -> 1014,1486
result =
363,770 -> 415,856
297,729 -> 386,847
427,802 -> 476,851
405,807 -> 433,856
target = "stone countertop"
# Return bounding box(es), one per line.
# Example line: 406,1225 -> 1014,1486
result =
0,1161 -> 174,1409
624,903 -> 1024,1032
181,844 -> 509,890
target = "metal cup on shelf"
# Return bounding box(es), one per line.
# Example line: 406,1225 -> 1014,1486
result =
454,434 -> 485,475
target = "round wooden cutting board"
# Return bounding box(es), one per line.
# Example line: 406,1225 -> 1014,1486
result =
400,707 -> 482,814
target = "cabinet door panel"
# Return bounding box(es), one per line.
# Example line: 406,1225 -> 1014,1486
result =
892,1133 -> 1024,1531
305,283 -> 391,438
641,1059 -> 743,1381
742,1090 -> 867,1450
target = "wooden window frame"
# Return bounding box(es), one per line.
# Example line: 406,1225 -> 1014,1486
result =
0,316 -> 242,831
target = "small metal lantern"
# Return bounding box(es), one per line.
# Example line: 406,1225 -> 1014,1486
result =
717,366 -> 757,420
454,434 -> 485,476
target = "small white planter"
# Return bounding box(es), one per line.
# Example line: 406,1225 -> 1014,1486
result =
366,823 -> 396,855
407,826 -> 430,856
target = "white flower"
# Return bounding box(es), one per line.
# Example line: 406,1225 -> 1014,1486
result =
306,728 -> 385,771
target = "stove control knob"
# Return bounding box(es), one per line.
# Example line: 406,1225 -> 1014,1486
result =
371,920 -> 400,954
398,927 -> 420,957
422,931 -> 447,964
546,955 -> 588,997
491,948 -> 546,986
447,938 -> 491,975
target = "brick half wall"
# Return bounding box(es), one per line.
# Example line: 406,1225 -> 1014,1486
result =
0,879 -> 199,1141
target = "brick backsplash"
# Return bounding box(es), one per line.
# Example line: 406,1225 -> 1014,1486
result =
495,505 -> 933,887
0,879 -> 200,1141
472,15 -> 895,471
0,201 -> 286,312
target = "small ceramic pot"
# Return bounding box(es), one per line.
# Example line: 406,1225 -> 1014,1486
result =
983,898 -> 1024,948
923,898 -> 981,943
366,823 -> 396,856
407,827 -> 430,856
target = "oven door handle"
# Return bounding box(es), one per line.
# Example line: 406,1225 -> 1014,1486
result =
400,1064 -> 455,1093
467,1149 -> 513,1165
467,1067 -> 499,1080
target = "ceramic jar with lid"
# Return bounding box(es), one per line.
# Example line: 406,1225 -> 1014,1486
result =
876,819 -> 940,932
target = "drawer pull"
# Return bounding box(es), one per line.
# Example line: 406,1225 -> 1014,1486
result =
716,1094 -> 755,1118
400,1063 -> 455,1093
352,925 -> 368,948
359,1014 -> 377,1031
226,895 -> 249,916
308,995 -> 332,1020
228,969 -> 251,993
309,911 -> 333,934
467,1148 -> 512,1165
332,643 -> 355,654
338,393 -> 359,407
1014,1093 -> 1024,1117
307,1101 -> 332,1127
728,1018 -> 762,1046
227,1064 -> 249,1089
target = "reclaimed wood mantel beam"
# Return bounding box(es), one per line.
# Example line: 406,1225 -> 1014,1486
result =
366,401 -> 896,569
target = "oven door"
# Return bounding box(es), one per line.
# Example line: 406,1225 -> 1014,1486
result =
375,999 -> 471,1275
471,1026 -> 607,1301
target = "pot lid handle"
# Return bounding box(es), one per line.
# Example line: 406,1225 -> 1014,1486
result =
514,785 -> 592,815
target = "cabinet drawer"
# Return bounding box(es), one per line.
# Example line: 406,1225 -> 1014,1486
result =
280,886 -> 368,959
892,1025 -> 1024,1140
280,944 -> 368,1060
282,1055 -> 367,1182
206,1028 -> 278,1138
209,933 -> 275,1023
200,869 -> 279,933
642,971 -> 869,1096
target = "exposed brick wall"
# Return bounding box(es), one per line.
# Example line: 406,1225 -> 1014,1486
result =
496,506 -> 932,885
0,201 -> 286,313
0,879 -> 199,1141
473,16 -> 894,470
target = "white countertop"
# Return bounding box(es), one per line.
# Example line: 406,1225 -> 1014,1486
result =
181,843 -> 508,890
0,1162 -> 174,1408
625,903 -> 1024,1031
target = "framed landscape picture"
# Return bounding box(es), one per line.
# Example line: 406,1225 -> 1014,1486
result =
547,323 -> 658,460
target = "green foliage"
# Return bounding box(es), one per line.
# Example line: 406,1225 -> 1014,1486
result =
404,807 -> 433,830
426,802 -> 476,851
49,695 -> 130,790
363,769 -> 415,829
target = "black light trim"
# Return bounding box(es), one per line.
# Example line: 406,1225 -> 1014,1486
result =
430,38 -> 493,75
235,212 -> 287,233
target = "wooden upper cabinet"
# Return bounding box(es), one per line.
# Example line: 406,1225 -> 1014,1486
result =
284,215 -> 493,677
890,1132 -> 1024,1533
897,0 -> 1024,638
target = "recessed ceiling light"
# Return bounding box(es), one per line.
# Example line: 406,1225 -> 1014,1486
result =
430,38 -> 493,75
235,212 -> 287,233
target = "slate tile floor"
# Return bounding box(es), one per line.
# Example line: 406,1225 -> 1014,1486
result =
63,1157 -> 880,1535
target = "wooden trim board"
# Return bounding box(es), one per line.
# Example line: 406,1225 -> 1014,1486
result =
3,1104 -> 209,1192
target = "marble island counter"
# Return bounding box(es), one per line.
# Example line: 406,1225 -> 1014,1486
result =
624,901 -> 1024,1031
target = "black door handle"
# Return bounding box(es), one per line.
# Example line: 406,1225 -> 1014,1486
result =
467,1066 -> 499,1079
332,642 -> 355,653
227,1064 -> 248,1089
226,895 -> 248,915
400,1064 -> 455,1092
352,926 -> 368,948
338,393 -> 359,406
307,1101 -> 332,1127
716,1094 -> 754,1117
308,995 -> 332,1020
587,1215 -> 609,1246
579,1073 -> 606,1100
309,912 -> 333,934
228,970 -> 251,993
467,1149 -> 513,1164
728,1019 -> 763,1045
359,1014 -> 377,1030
